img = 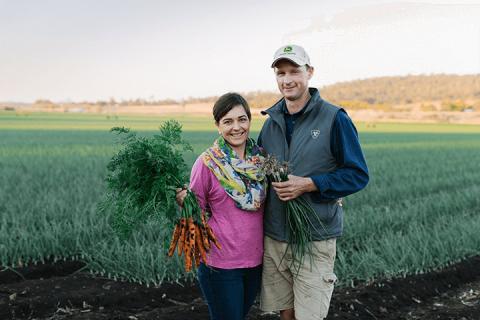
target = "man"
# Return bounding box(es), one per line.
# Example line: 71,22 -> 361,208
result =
258,44 -> 369,320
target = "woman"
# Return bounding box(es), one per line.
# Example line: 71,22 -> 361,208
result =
177,92 -> 266,320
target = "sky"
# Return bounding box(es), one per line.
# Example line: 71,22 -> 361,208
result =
1,0 -> 479,102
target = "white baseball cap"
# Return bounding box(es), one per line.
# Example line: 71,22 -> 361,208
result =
271,44 -> 311,68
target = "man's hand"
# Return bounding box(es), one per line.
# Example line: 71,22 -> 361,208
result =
272,175 -> 318,201
175,187 -> 188,207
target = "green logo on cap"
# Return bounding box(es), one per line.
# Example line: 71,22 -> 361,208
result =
283,46 -> 292,53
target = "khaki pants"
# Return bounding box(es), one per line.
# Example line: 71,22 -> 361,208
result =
260,236 -> 337,320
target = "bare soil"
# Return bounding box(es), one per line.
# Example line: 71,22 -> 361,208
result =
1,256 -> 479,320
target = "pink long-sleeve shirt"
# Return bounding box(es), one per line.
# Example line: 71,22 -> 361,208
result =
189,157 -> 264,269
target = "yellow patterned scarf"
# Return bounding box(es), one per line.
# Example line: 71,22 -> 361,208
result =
202,137 -> 266,211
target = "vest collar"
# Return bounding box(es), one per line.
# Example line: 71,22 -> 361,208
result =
262,88 -> 322,120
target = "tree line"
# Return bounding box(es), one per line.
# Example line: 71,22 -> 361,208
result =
33,74 -> 479,111
322,74 -> 479,104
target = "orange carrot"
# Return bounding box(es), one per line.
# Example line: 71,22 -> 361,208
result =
184,239 -> 192,271
177,218 -> 187,256
207,226 -> 221,249
195,225 -> 208,264
185,254 -> 192,272
167,222 -> 181,257
194,245 -> 201,268
200,211 -> 212,250
200,211 -> 208,226
184,218 -> 196,271
199,225 -> 210,251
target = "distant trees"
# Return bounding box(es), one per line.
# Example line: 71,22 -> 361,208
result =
116,98 -> 180,106
441,100 -> 472,112
246,74 -> 480,110
321,74 -> 480,107
34,99 -> 55,105
92,91 -> 282,109
243,91 -> 281,109
30,74 -> 479,111
34,99 -> 60,110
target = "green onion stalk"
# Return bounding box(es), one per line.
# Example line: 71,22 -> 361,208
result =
262,154 -> 328,275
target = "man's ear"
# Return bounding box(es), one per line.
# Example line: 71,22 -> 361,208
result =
307,66 -> 314,79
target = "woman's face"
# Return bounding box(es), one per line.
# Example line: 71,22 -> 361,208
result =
216,105 -> 250,150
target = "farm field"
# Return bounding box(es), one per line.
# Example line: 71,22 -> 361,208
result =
1,111 -> 480,319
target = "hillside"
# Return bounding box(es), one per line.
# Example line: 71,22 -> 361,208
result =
321,74 -> 480,104
320,74 -> 480,112
180,74 -> 480,110
2,74 -> 479,114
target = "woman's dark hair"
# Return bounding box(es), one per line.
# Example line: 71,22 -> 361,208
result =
213,92 -> 251,123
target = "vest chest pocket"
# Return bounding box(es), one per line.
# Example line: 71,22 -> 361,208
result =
294,132 -> 332,174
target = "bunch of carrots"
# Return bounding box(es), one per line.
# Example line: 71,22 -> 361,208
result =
167,190 -> 221,272
101,120 -> 220,273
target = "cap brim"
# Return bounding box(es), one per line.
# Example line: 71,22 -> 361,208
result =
271,57 -> 303,68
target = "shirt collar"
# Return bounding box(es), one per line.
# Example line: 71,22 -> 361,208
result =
282,97 -> 312,116
262,87 -> 322,118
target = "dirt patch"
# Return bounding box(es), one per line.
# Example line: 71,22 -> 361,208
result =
1,257 -> 480,319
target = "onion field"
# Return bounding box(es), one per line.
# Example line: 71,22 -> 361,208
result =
1,111 -> 480,287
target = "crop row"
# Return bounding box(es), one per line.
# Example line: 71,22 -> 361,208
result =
1,127 -> 480,286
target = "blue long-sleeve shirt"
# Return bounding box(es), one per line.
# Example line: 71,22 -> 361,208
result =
283,101 -> 369,201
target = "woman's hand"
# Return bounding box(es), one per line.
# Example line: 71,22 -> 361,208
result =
175,187 -> 188,207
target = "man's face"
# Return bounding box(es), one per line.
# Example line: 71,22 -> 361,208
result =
274,60 -> 313,101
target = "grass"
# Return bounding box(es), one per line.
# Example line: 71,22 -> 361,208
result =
0,111 -> 264,131
3,110 -> 480,133
1,112 -> 480,286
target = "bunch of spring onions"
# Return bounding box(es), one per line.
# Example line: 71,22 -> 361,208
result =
262,154 -> 327,274
99,120 -> 219,272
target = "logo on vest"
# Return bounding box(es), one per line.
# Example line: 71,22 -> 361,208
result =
311,129 -> 321,139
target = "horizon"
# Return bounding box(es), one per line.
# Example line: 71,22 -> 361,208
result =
1,0 -> 480,103
1,72 -> 479,104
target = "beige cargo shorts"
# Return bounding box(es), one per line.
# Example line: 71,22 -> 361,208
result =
260,236 -> 337,320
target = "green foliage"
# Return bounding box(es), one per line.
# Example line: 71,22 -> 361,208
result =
441,100 -> 471,112
100,120 -> 193,238
2,116 -> 480,286
322,74 -> 480,106
0,112 -> 266,131
262,155 -> 328,275
179,74 -> 480,110
24,74 -> 480,111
